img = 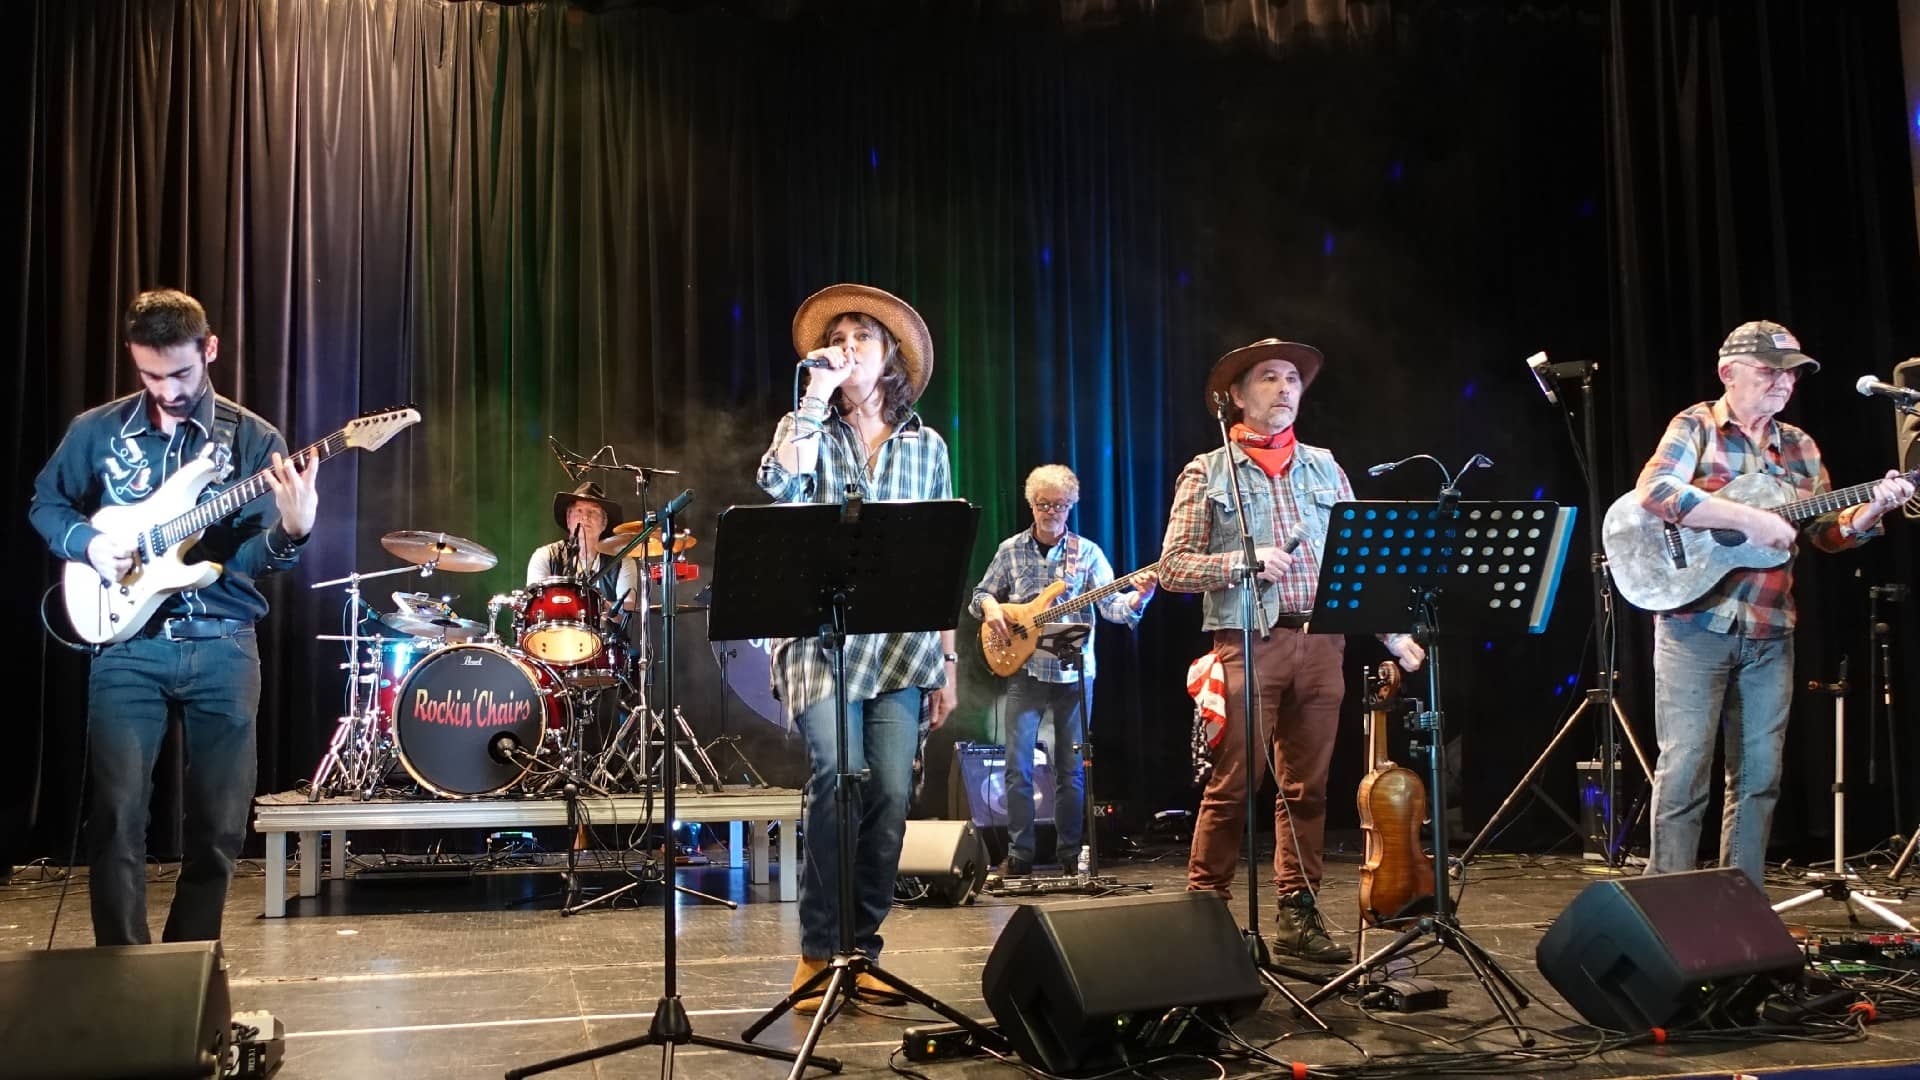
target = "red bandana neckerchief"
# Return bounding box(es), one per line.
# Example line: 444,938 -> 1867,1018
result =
1231,422 -> 1296,477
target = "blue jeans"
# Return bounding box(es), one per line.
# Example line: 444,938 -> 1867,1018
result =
1001,674 -> 1086,865
1646,618 -> 1792,887
87,632 -> 261,946
794,686 -> 923,960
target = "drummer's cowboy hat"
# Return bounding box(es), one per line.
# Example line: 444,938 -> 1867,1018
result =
552,481 -> 624,537
1205,338 -> 1325,417
791,284 -> 935,404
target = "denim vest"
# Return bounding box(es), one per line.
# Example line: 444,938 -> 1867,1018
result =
1196,441 -> 1348,632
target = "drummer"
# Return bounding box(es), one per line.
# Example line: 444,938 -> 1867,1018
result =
528,481 -> 640,611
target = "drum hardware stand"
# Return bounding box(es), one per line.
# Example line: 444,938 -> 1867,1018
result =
309,561 -> 435,801
703,735 -> 770,789
1466,357 -> 1652,868
1773,659 -> 1913,930
510,488 -> 810,1080
554,781 -> 739,917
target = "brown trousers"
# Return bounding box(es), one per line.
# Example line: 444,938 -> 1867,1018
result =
1188,627 -> 1346,897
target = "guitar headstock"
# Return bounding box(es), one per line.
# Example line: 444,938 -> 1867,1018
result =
342,406 -> 422,453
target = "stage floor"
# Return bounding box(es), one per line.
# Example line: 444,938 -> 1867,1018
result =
6,840 -> 1920,1079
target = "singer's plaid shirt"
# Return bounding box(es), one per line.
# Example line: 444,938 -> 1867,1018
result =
1637,397 -> 1872,637
756,408 -> 952,723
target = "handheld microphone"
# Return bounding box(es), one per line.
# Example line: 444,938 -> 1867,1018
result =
1282,520 -> 1312,555
1855,375 -> 1920,404
1525,351 -> 1559,405
798,356 -> 831,369
1367,461 -> 1397,477
660,488 -> 695,517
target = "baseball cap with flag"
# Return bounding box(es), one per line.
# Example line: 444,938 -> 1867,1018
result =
1718,320 -> 1820,373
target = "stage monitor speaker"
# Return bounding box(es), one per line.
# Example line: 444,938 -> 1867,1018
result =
1895,358 -> 1920,521
0,940 -> 232,1079
897,819 -> 989,905
981,890 -> 1264,1074
1534,868 -> 1803,1031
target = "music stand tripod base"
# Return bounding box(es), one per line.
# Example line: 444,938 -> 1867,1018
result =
1299,499 -> 1576,1045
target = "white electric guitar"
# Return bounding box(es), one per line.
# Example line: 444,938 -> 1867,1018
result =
63,406 -> 421,644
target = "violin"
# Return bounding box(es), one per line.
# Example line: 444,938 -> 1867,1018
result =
1356,661 -> 1436,927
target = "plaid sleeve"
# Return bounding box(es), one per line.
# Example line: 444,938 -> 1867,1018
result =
1803,456 -> 1878,553
1160,457 -> 1237,593
1637,411 -> 1711,522
969,543 -> 1014,619
756,413 -> 817,503
1087,544 -> 1140,626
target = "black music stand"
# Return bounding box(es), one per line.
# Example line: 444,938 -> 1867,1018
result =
719,499 -> 1006,1079
506,491 -> 815,1080
1297,499 -> 1575,1046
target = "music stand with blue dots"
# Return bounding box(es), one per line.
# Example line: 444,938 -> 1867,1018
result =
1299,499 -> 1576,1042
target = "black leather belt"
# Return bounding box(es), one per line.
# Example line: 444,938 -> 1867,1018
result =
140,617 -> 252,641
1272,613 -> 1312,630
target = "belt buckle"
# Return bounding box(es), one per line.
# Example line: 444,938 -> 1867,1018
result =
161,618 -> 182,641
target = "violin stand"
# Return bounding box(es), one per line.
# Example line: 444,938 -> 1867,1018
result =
1296,498 -> 1575,1046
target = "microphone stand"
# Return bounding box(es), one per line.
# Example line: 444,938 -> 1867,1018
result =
1208,392 -> 1327,1030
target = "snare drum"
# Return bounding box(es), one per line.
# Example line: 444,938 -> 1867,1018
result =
520,578 -> 607,665
371,637 -> 427,731
391,643 -> 570,797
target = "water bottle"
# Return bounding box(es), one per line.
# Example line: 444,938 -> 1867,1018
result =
1076,845 -> 1091,878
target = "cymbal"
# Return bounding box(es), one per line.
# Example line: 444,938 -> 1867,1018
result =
380,531 -> 498,572
595,529 -> 697,558
382,611 -> 488,642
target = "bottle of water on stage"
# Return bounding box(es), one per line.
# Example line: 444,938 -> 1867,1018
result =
1076,845 -> 1090,878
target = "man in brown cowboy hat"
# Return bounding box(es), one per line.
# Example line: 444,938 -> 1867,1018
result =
1635,319 -> 1912,887
1159,337 -> 1424,963
758,283 -> 955,1011
526,480 -> 638,609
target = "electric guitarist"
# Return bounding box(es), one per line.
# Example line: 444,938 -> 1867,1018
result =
29,289 -> 323,947
1634,320 -> 1912,888
971,464 -> 1155,877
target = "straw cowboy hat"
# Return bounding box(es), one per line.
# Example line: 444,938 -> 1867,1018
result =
791,284 -> 935,403
1205,337 -> 1325,416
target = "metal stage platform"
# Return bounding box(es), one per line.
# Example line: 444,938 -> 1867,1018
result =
252,786 -> 804,917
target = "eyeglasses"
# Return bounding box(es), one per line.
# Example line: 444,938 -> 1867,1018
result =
1032,500 -> 1076,514
1729,360 -> 1800,383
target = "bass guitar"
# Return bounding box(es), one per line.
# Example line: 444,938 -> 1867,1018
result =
978,563 -> 1157,677
63,406 -> 421,644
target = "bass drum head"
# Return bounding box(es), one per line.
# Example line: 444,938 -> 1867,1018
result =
392,643 -> 563,797
710,638 -> 782,726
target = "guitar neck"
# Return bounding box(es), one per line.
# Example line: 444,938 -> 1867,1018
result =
1772,468 -> 1920,524
1034,564 -> 1156,622
158,431 -> 348,546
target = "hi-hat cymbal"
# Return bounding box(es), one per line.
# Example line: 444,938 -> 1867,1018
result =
595,529 -> 697,558
382,611 -> 488,642
380,531 -> 498,572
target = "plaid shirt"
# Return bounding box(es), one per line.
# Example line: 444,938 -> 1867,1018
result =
757,408 -> 953,721
1638,398 -> 1871,637
1159,445 -> 1354,617
967,529 -> 1146,682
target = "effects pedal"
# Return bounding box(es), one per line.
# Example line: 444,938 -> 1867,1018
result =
1360,976 -> 1449,1012
901,1020 -> 999,1062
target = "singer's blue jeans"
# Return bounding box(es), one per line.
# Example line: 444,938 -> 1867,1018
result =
794,686 -> 922,960
87,632 -> 261,946
1646,618 -> 1792,888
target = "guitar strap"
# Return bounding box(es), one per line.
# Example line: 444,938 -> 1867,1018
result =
208,398 -> 241,482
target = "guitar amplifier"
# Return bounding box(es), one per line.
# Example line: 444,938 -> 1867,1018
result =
946,741 -> 1054,828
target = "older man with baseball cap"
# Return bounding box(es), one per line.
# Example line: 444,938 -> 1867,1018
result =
1635,319 -> 1913,887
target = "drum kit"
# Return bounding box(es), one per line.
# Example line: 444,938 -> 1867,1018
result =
307,524 -> 729,803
